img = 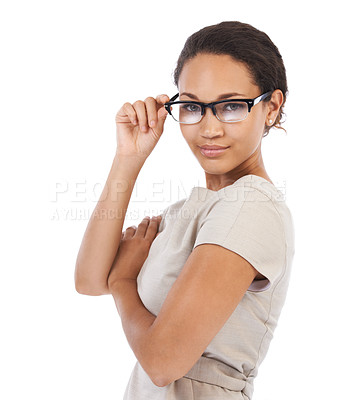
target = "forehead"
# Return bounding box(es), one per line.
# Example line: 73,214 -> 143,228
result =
178,53 -> 258,100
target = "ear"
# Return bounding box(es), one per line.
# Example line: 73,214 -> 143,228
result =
266,89 -> 284,125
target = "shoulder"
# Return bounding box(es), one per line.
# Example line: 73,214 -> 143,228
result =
213,177 -> 290,231
192,184 -> 290,291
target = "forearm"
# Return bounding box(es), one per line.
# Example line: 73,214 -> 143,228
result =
74,155 -> 145,295
111,279 -> 162,385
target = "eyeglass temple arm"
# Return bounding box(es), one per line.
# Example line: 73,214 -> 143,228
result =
253,91 -> 273,106
167,93 -> 179,103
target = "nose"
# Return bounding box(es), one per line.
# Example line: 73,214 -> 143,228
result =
200,107 -> 224,139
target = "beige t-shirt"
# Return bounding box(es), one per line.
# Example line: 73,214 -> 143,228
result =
123,174 -> 296,400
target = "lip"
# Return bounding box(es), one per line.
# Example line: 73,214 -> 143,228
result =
199,145 -> 230,157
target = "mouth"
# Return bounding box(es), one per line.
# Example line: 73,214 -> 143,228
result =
198,145 -> 230,158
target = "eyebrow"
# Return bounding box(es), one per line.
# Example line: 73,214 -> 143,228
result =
180,92 -> 246,101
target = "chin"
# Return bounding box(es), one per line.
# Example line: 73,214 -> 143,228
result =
197,159 -> 230,174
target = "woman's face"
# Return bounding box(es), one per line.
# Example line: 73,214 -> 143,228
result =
177,53 -> 275,187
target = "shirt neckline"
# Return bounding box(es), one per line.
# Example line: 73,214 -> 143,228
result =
191,174 -> 277,193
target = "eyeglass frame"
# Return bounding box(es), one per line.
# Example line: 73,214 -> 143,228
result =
164,91 -> 273,124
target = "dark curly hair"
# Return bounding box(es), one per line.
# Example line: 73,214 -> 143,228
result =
173,21 -> 288,137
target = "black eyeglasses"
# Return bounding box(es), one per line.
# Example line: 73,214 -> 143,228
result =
164,91 -> 273,124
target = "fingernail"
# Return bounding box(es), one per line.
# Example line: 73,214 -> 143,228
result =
150,120 -> 155,127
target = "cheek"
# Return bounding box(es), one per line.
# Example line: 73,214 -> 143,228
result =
180,125 -> 197,145
231,116 -> 264,145
248,107 -> 267,135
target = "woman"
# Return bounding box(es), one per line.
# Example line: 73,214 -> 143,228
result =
74,21 -> 295,400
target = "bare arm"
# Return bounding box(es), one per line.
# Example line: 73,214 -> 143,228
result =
74,154 -> 144,295
110,244 -> 259,387
74,93 -> 169,296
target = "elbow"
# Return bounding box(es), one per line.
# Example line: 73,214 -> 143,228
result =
150,368 -> 177,388
152,376 -> 171,388
144,330 -> 184,387
74,273 -> 85,294
150,363 -> 192,387
148,366 -> 172,388
75,280 -> 110,296
74,281 -> 92,295
74,269 -> 110,296
74,279 -> 93,295
74,262 -> 88,294
74,270 -> 92,295
146,352 -> 178,388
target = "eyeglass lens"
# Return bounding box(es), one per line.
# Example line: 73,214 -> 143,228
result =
169,101 -> 249,123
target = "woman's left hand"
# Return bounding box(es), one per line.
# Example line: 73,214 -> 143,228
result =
107,215 -> 162,292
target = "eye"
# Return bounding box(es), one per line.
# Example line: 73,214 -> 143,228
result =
223,103 -> 243,112
181,103 -> 200,112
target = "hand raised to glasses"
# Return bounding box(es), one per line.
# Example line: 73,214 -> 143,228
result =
115,94 -> 170,161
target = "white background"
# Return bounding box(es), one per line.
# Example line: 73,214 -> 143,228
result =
1,0 -> 337,399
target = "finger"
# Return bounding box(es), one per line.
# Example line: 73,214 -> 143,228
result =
133,100 -> 149,133
155,94 -> 170,129
144,97 -> 159,129
116,102 -> 138,125
155,94 -> 170,110
123,102 -> 138,125
124,225 -> 137,238
144,216 -> 161,241
134,216 -> 151,237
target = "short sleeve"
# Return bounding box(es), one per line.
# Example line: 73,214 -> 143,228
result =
193,188 -> 286,292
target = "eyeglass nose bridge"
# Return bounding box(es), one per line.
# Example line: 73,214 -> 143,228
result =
200,103 -> 223,122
